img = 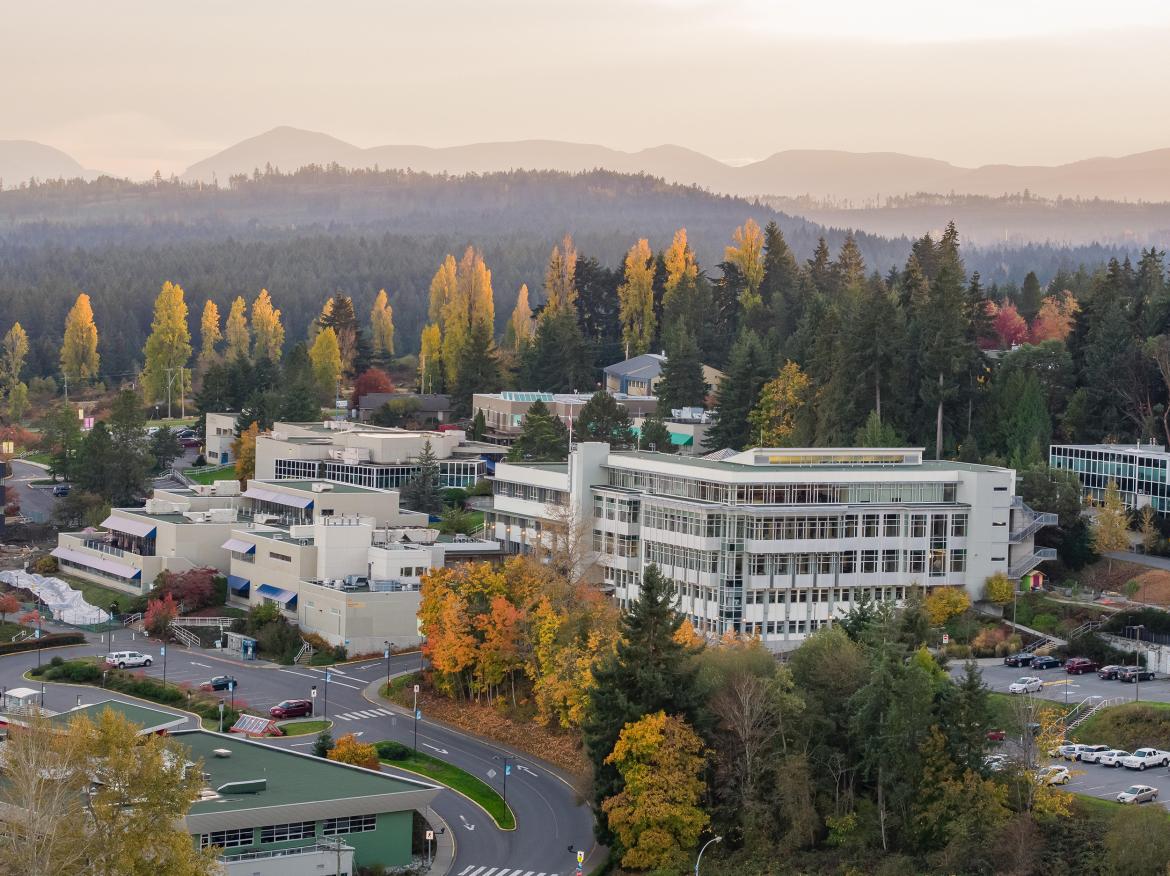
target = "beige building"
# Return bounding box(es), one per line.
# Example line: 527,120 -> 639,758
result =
472,391 -> 659,446
602,353 -> 725,399
204,413 -> 237,466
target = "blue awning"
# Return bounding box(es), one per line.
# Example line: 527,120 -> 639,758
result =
227,575 -> 250,596
256,583 -> 297,607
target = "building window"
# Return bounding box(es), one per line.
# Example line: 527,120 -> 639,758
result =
908,550 -> 926,574
951,514 -> 968,538
269,551 -> 292,563
323,814 -> 377,835
201,828 -> 253,849
882,550 -> 899,573
260,821 -> 316,843
861,550 -> 878,573
883,514 -> 900,538
910,514 -> 927,538
862,514 -> 880,538
950,550 -> 967,573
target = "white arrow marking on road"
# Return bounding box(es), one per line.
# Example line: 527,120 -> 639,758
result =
517,764 -> 539,777
189,661 -> 212,669
459,815 -> 475,831
422,743 -> 449,755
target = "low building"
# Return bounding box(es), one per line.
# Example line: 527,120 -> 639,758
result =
489,443 -> 1057,652
204,413 -> 237,466
472,391 -> 659,446
357,393 -> 451,427
1049,442 -> 1170,514
603,352 -> 725,398
256,420 -> 487,490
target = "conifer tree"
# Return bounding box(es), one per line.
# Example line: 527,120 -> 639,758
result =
507,399 -> 569,462
834,233 -> 866,300
760,221 -> 802,344
583,564 -> 705,844
61,292 -> 100,383
401,439 -> 444,515
806,237 -> 834,296
197,300 -> 222,376
618,239 -> 655,357
451,320 -> 500,417
638,415 -> 675,453
279,342 -> 321,420
575,390 -> 634,447
251,289 -> 285,364
370,289 -> 395,360
224,296 -> 250,362
1019,271 -> 1043,323
656,329 -> 706,415
520,307 -> 593,393
142,281 -> 193,415
316,293 -> 360,377
704,329 -> 771,451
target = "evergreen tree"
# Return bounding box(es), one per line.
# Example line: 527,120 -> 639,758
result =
400,440 -> 444,516
638,416 -> 675,453
574,390 -> 634,447
316,293 -> 361,378
806,237 -> 834,296
655,329 -> 706,415
76,421 -> 115,496
507,399 -> 568,462
760,221 -> 801,345
919,260 -> 970,459
470,408 -> 487,441
106,390 -> 151,505
520,307 -> 593,393
704,329 -> 771,450
848,274 -> 902,424
450,319 -> 500,417
1019,271 -> 1043,323
43,403 -> 82,483
583,564 -> 706,844
279,343 -> 321,420
854,410 -> 904,447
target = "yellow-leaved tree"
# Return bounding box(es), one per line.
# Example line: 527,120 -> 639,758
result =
370,288 -> 395,358
2,321 -> 29,393
309,326 -> 342,403
925,586 -> 971,626
224,295 -> 250,361
142,281 -> 193,413
725,218 -> 765,311
250,288 -> 284,363
747,361 -> 810,447
983,572 -> 1015,606
1091,479 -> 1131,569
618,239 -> 655,357
542,233 -> 578,318
232,421 -> 259,484
327,733 -> 380,771
508,284 -> 534,350
602,711 -> 709,873
61,292 -> 100,383
197,299 -> 222,376
418,323 -> 443,394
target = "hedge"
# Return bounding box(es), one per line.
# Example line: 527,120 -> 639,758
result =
0,633 -> 85,655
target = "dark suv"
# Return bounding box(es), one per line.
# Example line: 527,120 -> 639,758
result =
1003,653 -> 1035,667
1118,666 -> 1155,683
1031,656 -> 1062,670
1098,665 -> 1124,680
1065,658 -> 1099,675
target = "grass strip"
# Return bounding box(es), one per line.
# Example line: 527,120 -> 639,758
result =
378,743 -> 515,830
279,719 -> 332,737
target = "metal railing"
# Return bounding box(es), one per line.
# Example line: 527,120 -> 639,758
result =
1008,548 -> 1058,578
168,623 -> 199,648
122,612 -> 143,627
172,617 -> 235,630
1009,497 -> 1059,542
295,641 -> 313,664
1068,620 -> 1105,639
81,539 -> 128,558
218,839 -> 353,863
1065,696 -> 1124,732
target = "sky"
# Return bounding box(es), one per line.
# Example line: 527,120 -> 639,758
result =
3,0 -> 1169,178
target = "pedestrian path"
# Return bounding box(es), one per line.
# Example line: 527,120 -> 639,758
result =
332,707 -> 396,722
456,867 -> 561,876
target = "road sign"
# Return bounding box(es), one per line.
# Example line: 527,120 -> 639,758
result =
326,670 -> 332,683
160,646 -> 166,656
942,633 -> 950,645
414,684 -> 420,693
425,830 -> 434,841
310,686 -> 318,698
578,850 -> 585,864
505,764 -> 512,776
384,648 -> 390,659
415,709 -> 422,720
228,681 -> 235,691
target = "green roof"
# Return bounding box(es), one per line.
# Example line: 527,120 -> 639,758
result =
263,479 -> 379,494
175,731 -> 426,814
44,700 -> 188,734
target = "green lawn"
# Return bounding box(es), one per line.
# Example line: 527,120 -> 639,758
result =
55,573 -> 142,611
0,621 -> 30,642
279,719 -> 332,736
146,418 -> 197,430
183,466 -> 236,485
21,451 -> 52,467
379,747 -> 515,830
1071,699 -> 1170,747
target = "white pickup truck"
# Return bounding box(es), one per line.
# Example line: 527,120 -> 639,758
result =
1119,748 -> 1170,771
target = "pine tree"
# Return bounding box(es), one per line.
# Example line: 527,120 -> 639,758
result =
470,408 -> 487,441
848,274 -> 902,423
806,237 -> 834,295
655,329 -> 706,415
919,258 -> 970,459
142,281 -> 193,414
61,293 -> 100,383
638,415 -> 676,454
583,564 -> 705,844
76,421 -> 115,497
106,390 -> 151,505
542,233 -> 579,317
401,440 -> 444,515
197,300 -> 222,377
507,399 -> 569,462
520,307 -> 593,393
834,233 -> 866,300
575,390 -> 634,447
450,319 -> 500,417
618,239 -> 655,357
724,219 -> 765,312
224,296 -> 250,362
370,289 -> 395,360
250,289 -> 285,364
704,329 -> 771,451
309,327 -> 342,404
44,404 -> 82,482
279,343 -> 321,420
1019,271 -> 1043,323
760,221 -> 802,344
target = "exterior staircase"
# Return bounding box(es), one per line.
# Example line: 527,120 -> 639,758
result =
295,641 -> 314,665
1064,696 -> 1124,733
167,623 -> 200,649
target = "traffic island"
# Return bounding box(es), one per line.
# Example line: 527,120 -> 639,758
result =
277,718 -> 333,736
376,740 -> 516,830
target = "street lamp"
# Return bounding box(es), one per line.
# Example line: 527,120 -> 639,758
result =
695,835 -> 722,875
107,601 -> 118,653
384,640 -> 393,695
1126,625 -> 1147,702
494,754 -> 514,814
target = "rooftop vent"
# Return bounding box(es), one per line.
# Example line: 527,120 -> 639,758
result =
212,748 -> 232,758
311,482 -> 334,493
216,778 -> 266,795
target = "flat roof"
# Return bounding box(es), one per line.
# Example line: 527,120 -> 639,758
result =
1052,443 -> 1170,456
265,479 -> 380,494
176,730 -> 426,813
495,462 -> 568,473
44,700 -> 188,734
607,450 -> 1006,475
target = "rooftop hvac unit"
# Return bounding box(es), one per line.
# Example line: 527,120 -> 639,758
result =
253,513 -> 278,525
404,528 -> 439,545
310,482 -> 334,493
183,511 -> 210,523
208,507 -> 236,523
211,480 -> 240,496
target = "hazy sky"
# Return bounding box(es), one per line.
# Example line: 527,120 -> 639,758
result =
4,0 -> 1170,178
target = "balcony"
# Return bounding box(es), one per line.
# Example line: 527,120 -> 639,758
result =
1008,548 -> 1058,578
1009,497 -> 1059,543
82,539 -> 127,558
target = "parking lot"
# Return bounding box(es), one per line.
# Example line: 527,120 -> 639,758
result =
962,659 -> 1170,706
1046,754 -> 1170,808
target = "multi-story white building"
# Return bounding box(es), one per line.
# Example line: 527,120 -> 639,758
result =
254,420 -> 490,491
1049,442 -> 1170,514
489,444 -> 1056,651
204,412 -> 238,466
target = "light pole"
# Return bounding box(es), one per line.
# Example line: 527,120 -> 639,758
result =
323,669 -> 331,722
35,608 -> 42,669
107,601 -> 118,652
412,681 -> 419,751
695,835 -> 722,875
1126,624 -> 1147,702
384,640 -> 392,695
218,698 -> 225,733
494,754 -> 514,814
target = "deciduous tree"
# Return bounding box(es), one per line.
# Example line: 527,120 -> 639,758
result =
370,288 -> 395,359
224,295 -> 250,362
618,239 -> 655,357
61,292 -> 100,383
142,281 -> 193,413
197,300 -> 222,376
748,361 -> 810,447
508,283 -> 534,350
232,421 -> 259,484
725,219 -> 765,312
1092,479 -> 1132,565
250,288 -> 284,363
309,326 -> 342,403
542,233 -> 579,317
328,733 -> 380,771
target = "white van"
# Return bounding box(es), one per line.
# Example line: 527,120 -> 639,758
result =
105,650 -> 153,668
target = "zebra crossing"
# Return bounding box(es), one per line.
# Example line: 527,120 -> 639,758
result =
331,707 -> 396,722
456,867 -> 560,876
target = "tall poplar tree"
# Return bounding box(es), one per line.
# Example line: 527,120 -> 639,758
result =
542,233 -> 579,317
508,284 -> 534,350
250,289 -> 285,364
418,323 -> 444,393
724,219 -> 766,312
618,239 -> 656,358
370,289 -> 395,360
309,326 -> 342,404
61,292 -> 100,383
224,295 -> 250,362
197,300 -> 222,377
1,322 -> 29,402
316,293 -> 360,377
142,281 -> 193,415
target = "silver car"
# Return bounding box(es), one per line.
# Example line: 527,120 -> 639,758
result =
1098,750 -> 1131,768
1117,784 -> 1159,804
1078,745 -> 1114,764
1009,676 -> 1043,694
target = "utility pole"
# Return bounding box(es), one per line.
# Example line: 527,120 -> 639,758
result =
180,367 -> 186,419
413,682 -> 419,751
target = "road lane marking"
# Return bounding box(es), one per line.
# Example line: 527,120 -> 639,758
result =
335,714 -> 351,720
278,669 -> 319,680
189,661 -> 213,668
422,743 -> 449,755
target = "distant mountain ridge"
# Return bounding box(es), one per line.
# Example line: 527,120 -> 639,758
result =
181,126 -> 1170,202
0,140 -> 93,185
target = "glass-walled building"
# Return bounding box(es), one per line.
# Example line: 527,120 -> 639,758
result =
1049,443 -> 1170,514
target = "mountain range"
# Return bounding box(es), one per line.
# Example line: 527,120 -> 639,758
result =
6,126 -> 1170,203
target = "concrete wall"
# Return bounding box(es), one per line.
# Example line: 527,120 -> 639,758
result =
298,582 -> 422,651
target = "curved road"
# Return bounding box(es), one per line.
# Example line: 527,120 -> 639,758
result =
0,630 -> 597,876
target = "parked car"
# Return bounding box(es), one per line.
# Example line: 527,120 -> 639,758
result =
986,728 -> 1007,743
1118,784 -> 1159,804
1009,676 -> 1044,694
1003,653 -> 1035,667
1036,765 -> 1071,786
201,675 -> 238,692
1065,657 -> 1099,675
1031,656 -> 1062,670
179,434 -> 201,448
1074,744 -> 1112,762
51,483 -> 71,497
1118,666 -> 1156,683
1053,743 -> 1092,761
105,650 -> 153,668
1120,748 -> 1170,770
1098,665 -> 1124,680
1098,749 -> 1131,768
269,699 -> 313,719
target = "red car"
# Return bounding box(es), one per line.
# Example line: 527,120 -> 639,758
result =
986,729 -> 1006,742
1065,658 -> 1099,675
269,699 -> 313,719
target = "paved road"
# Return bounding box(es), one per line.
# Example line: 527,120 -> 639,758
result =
5,459 -> 57,523
959,660 -> 1170,706
1105,550 -> 1170,572
0,631 -> 597,876
1057,754 -> 1170,807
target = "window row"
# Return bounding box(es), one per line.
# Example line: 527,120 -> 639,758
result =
745,549 -> 966,576
743,585 -> 909,604
641,505 -> 723,537
644,540 -> 719,573
593,530 -> 640,557
593,495 -> 641,524
745,513 -> 967,541
494,480 -> 569,506
323,814 -> 377,835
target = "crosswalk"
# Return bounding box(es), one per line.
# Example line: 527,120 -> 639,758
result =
331,707 -> 396,722
457,868 -> 560,876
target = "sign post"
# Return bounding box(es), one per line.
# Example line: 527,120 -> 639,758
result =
161,644 -> 167,688
323,670 -> 331,721
218,699 -> 225,733
310,684 -> 318,718
413,683 -> 420,751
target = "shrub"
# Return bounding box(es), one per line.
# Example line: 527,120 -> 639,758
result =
970,627 -> 1004,657
151,567 -> 221,611
0,632 -> 85,655
328,733 -> 380,770
1030,613 -> 1059,634
375,740 -> 411,761
29,554 -> 58,575
192,454 -> 207,467
49,655 -> 64,667
1076,703 -> 1170,751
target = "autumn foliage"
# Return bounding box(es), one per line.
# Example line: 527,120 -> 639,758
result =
144,593 -> 179,637
419,557 -> 618,727
349,367 -> 395,409
327,733 -> 380,771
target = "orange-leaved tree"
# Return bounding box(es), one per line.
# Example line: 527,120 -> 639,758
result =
327,733 -> 380,771
144,593 -> 179,638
